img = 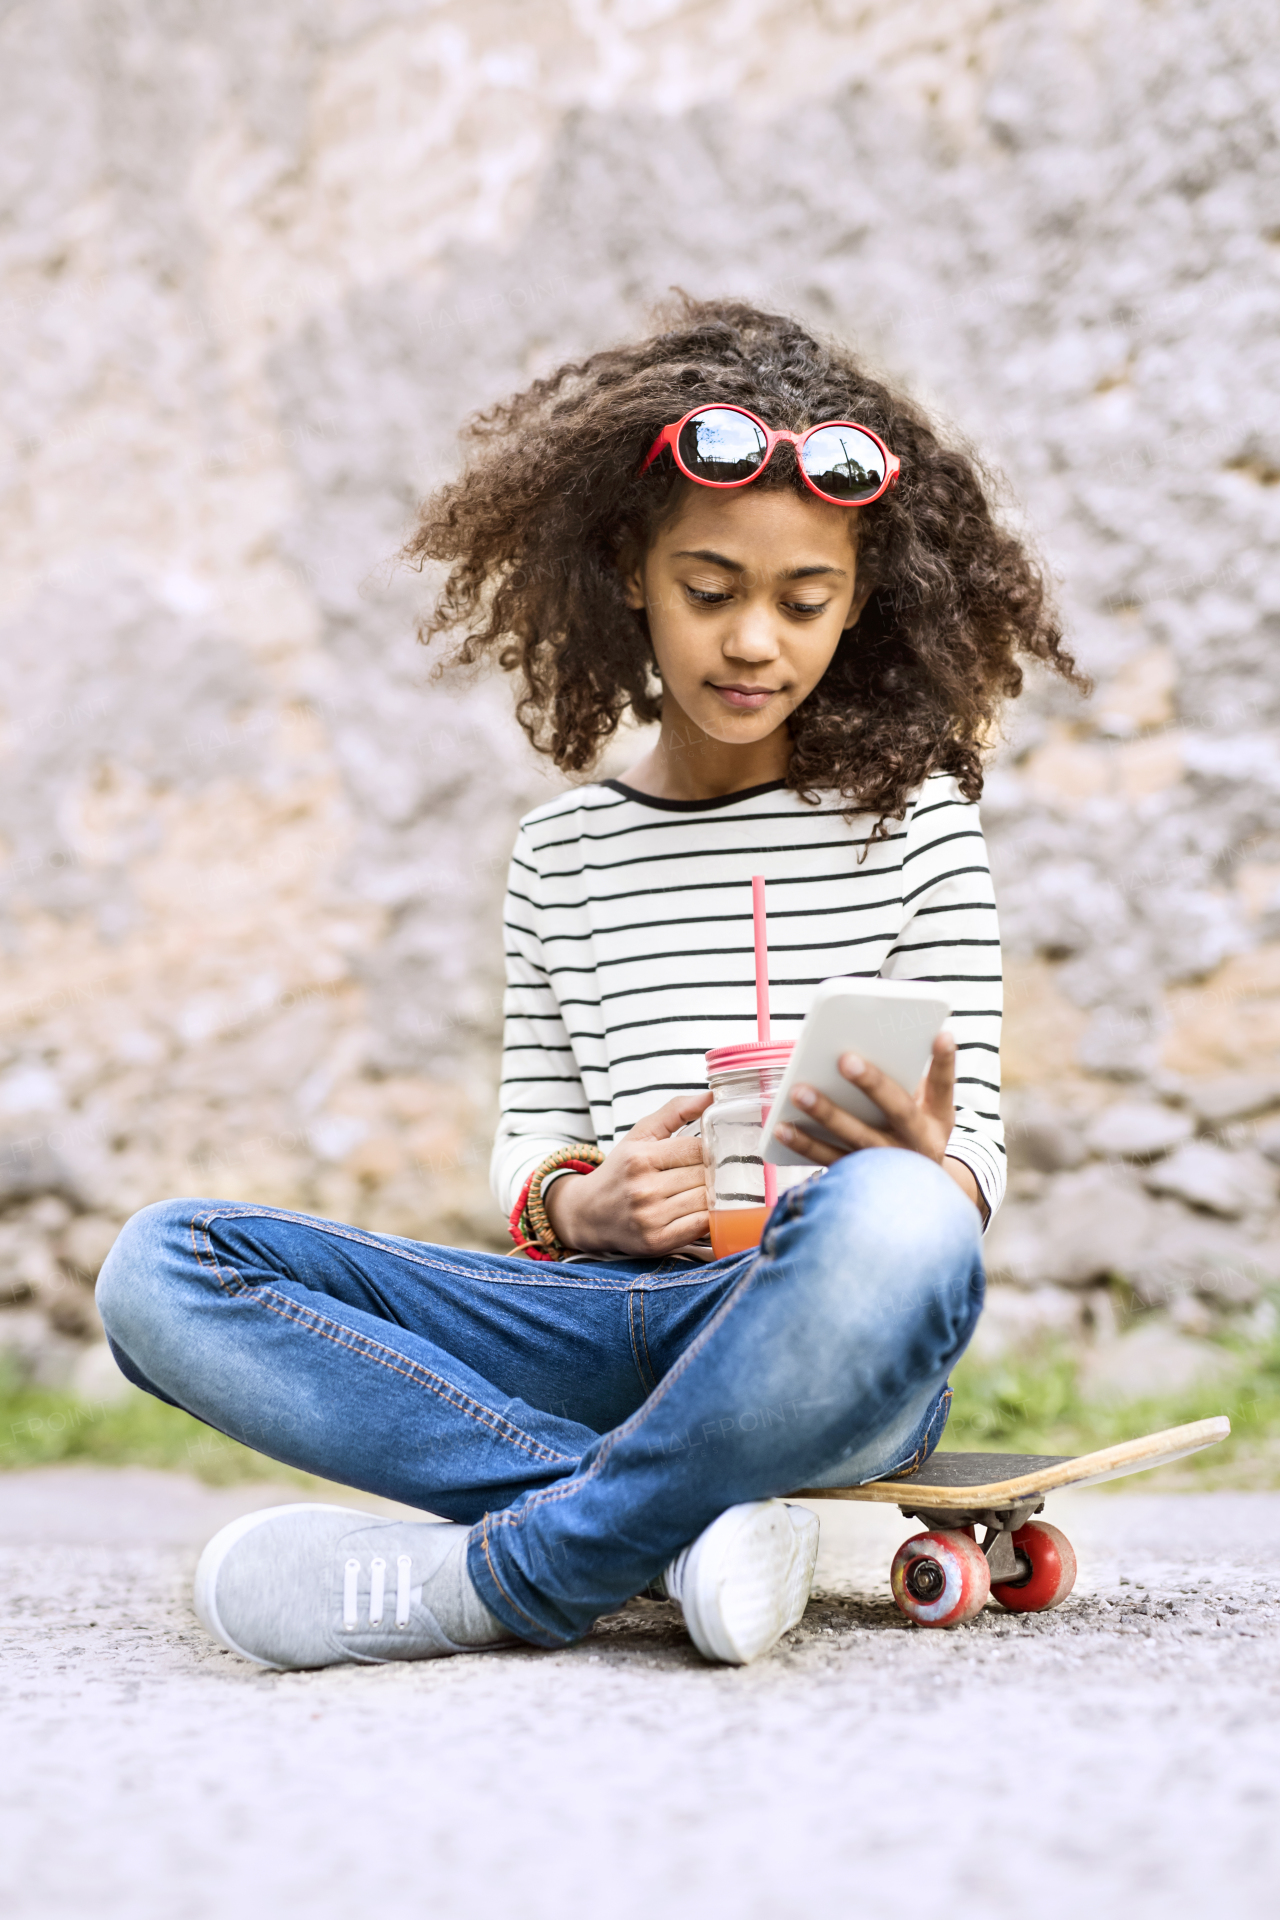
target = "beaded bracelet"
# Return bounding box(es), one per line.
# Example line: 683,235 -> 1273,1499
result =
508,1144 -> 606,1261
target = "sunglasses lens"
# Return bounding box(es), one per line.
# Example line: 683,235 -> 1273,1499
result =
676,409 -> 769,482
801,425 -> 887,502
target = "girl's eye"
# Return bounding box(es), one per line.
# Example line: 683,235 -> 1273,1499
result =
686,587 -> 732,606
783,601 -> 829,617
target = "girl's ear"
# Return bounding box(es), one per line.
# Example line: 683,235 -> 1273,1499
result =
843,578 -> 876,631
618,538 -> 647,611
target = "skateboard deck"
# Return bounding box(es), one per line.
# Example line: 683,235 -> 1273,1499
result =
791,1416 -> 1231,1511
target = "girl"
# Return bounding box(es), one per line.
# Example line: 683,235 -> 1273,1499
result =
97,299 -> 1081,1669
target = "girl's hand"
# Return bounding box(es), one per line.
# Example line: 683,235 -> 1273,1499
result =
773,1033 -> 985,1216
543,1091 -> 713,1255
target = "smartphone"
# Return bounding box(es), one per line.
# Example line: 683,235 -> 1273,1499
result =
760,977 -> 951,1167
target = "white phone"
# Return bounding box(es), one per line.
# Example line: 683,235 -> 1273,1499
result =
760,977 -> 951,1167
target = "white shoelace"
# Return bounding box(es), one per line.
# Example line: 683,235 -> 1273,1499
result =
342,1553 -> 414,1631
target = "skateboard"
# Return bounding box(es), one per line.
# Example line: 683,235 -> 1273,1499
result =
791,1415 -> 1231,1627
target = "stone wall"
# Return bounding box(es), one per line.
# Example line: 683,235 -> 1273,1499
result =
2,0 -> 1278,1402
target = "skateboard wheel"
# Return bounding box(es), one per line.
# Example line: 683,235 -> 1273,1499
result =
891,1529 -> 991,1627
990,1521 -> 1077,1613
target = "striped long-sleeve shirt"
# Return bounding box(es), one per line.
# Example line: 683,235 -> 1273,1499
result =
491,770 -> 1005,1230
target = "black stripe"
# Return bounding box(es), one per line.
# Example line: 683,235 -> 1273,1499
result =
521,792 -> 628,829
900,829 -> 984,866
577,1009 -> 804,1039
536,831 -> 908,881
602,777 -> 789,812
950,1129 -> 1006,1158
907,974 -> 1002,984
501,1105 -> 593,1117
530,803 -> 874,853
910,900 -> 997,917
567,973 -> 999,1008
511,898 -> 919,944
523,778 -> 964,848
540,1004 -> 998,1041
580,1059 -> 1004,1089
505,1058 -> 609,1076
534,873 -> 909,913
888,938 -> 1002,953
606,1045 -> 725,1070
499,1075 -> 588,1086
506,1010 -> 589,1024
546,930 -> 899,973
902,865 -> 990,906
591,971 -> 882,1007
611,1081 -> 717,1101
910,795 -> 971,822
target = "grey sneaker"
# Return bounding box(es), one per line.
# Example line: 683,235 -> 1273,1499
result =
193,1503 -> 509,1671
663,1501 -> 820,1665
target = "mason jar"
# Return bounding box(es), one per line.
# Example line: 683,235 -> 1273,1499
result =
701,1041 -> 813,1257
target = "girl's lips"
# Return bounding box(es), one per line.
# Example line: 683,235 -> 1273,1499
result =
709,684 -> 777,711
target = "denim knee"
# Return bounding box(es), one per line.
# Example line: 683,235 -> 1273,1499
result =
95,1197 -> 200,1352
95,1199 -> 212,1407
770,1149 -> 985,1352
808,1148 -> 981,1264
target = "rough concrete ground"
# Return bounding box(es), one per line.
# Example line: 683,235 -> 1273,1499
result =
2,1469 -> 1279,1920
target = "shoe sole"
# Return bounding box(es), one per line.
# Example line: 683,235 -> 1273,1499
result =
683,1502 -> 819,1665
193,1502 -> 372,1668
783,1506 -> 820,1633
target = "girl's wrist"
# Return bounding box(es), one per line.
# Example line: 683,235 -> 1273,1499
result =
943,1155 -> 987,1221
544,1170 -> 588,1249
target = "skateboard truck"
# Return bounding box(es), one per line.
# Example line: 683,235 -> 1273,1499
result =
898,1501 -> 1044,1583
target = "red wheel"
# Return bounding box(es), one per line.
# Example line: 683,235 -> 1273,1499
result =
891,1528 -> 991,1628
990,1521 -> 1077,1613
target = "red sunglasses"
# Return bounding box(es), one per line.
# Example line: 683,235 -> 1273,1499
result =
639,404 -> 900,506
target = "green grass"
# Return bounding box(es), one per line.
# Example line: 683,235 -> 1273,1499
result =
4,1335 -> 1280,1489
0,1363 -> 314,1486
947,1332 -> 1280,1487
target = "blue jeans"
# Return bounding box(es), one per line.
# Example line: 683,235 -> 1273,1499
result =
96,1148 -> 984,1648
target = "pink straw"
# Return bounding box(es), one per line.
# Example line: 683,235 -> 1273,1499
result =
752,875 -> 778,1212
752,875 -> 771,1043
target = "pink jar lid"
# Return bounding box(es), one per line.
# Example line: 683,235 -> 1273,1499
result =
705,1041 -> 794,1074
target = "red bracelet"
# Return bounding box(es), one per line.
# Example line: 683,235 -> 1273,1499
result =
508,1146 -> 605,1260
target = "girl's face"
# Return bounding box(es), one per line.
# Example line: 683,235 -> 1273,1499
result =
622,482 -> 869,746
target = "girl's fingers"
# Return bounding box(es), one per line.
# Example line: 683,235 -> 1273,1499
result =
780,1087 -> 890,1153
630,1091 -> 713,1140
836,1053 -> 917,1128
648,1205 -> 710,1249
774,1121 -> 848,1166
921,1032 -> 957,1120
644,1161 -> 710,1198
650,1135 -> 710,1171
788,1084 -> 890,1148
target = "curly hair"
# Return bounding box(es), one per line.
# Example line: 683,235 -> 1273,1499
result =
404,296 -> 1084,823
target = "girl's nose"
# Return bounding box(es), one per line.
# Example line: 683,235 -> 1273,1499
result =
724,607 -> 782,662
